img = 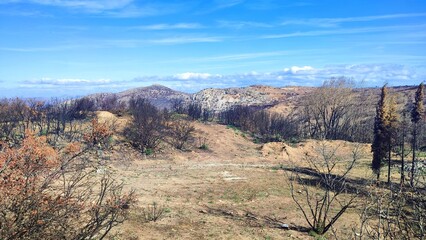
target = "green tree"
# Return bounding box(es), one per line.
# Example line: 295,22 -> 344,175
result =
410,83 -> 424,186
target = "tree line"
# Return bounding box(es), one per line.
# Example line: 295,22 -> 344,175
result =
372,83 -> 425,185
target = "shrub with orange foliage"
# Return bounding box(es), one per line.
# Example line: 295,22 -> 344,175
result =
84,118 -> 113,148
0,131 -> 135,240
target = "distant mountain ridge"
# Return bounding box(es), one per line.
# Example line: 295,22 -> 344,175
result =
85,84 -> 314,112
84,84 -> 418,113
86,84 -> 190,109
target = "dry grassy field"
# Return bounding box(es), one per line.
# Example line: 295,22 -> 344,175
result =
94,112 -> 375,239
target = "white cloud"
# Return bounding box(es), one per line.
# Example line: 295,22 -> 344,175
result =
283,66 -> 315,74
16,64 -> 424,96
174,72 -> 217,80
23,78 -> 112,86
131,64 -> 422,92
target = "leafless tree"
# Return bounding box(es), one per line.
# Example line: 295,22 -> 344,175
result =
188,102 -> 202,120
171,98 -> 187,114
299,78 -> 374,142
354,182 -> 426,239
168,119 -> 195,150
288,142 -> 361,236
124,97 -> 167,154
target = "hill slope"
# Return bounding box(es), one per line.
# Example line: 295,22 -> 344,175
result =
87,85 -> 190,109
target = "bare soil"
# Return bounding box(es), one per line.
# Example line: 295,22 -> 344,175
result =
95,112 -> 372,239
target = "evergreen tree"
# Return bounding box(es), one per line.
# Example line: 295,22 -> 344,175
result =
372,85 -> 389,181
386,96 -> 399,184
410,82 -> 424,186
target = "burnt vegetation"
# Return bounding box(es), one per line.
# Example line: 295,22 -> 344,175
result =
1,80 -> 426,239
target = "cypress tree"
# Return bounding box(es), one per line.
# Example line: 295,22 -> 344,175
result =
386,96 -> 399,184
372,85 -> 389,181
410,83 -> 424,186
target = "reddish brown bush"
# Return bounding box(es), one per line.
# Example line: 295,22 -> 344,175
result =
0,131 -> 135,240
84,117 -> 114,148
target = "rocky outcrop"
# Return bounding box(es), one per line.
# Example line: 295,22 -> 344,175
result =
192,86 -> 274,112
191,85 -> 312,112
85,84 -> 313,112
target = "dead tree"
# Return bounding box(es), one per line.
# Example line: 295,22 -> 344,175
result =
124,97 -> 167,154
288,142 -> 361,236
168,119 -> 195,150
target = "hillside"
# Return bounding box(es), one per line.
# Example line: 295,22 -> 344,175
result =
83,84 -> 420,116
2,83 -> 424,239
87,84 -> 190,109
192,85 -> 314,113
93,112 -> 372,239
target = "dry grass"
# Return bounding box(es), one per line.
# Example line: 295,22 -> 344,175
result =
88,119 -> 392,239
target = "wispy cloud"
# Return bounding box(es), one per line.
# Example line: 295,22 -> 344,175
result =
0,0 -> 185,18
0,45 -> 86,52
217,20 -> 273,29
189,51 -> 292,62
22,78 -> 113,86
281,13 -> 426,28
262,24 -> 426,39
213,0 -> 245,10
147,36 -> 223,45
8,0 -> 133,11
0,34 -> 224,52
104,3 -> 183,18
245,0 -> 314,10
18,77 -> 132,97
131,23 -> 203,31
0,8 -> 51,17
156,49 -> 328,65
197,0 -> 245,14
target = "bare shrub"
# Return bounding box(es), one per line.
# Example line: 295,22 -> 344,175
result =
124,98 -> 167,154
354,179 -> 426,239
141,202 -> 166,222
197,137 -> 209,150
168,119 -> 195,150
288,142 -> 361,236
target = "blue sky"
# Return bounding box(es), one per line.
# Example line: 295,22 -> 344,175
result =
0,0 -> 426,97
